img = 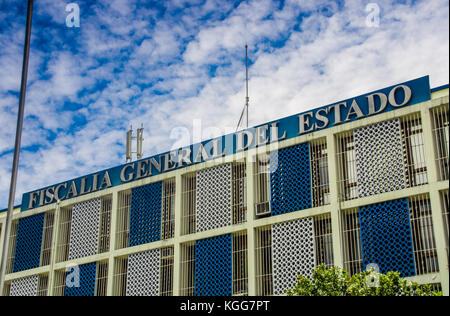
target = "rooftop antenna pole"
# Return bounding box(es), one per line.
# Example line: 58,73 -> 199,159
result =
245,44 -> 249,129
236,45 -> 250,131
0,0 -> 34,295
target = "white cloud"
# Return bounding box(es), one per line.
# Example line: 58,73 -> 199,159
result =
0,0 -> 448,208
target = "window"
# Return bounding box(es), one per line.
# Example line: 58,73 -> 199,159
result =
6,220 -> 19,274
180,242 -> 195,296
113,256 -> 128,296
160,247 -> 174,296
181,173 -> 196,235
254,153 -> 271,217
255,226 -> 273,296
37,274 -> 49,297
98,197 -> 112,253
400,114 -> 428,187
40,211 -> 55,266
232,161 -> 247,224
342,208 -> 363,276
232,231 -> 248,295
161,179 -> 176,240
116,190 -> 131,249
440,190 -> 449,265
409,195 -> 439,275
311,139 -> 330,207
336,132 -> 358,201
314,215 -> 333,268
95,261 -> 109,296
432,106 -> 449,181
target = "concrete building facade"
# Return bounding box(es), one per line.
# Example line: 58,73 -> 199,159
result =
0,76 -> 448,296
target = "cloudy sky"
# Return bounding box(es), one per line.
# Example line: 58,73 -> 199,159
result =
0,0 -> 448,209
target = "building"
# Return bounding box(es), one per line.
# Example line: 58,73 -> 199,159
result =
0,76 -> 448,296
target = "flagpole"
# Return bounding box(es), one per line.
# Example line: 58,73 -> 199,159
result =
0,0 -> 34,295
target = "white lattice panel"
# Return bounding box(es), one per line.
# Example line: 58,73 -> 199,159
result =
126,249 -> 160,296
272,218 -> 315,295
9,275 -> 38,297
195,164 -> 232,232
354,119 -> 406,198
68,198 -> 101,260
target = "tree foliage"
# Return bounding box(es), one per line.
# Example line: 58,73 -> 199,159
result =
286,265 -> 442,296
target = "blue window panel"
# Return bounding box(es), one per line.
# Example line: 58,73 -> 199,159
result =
194,234 -> 232,296
270,143 -> 312,216
359,198 -> 416,277
129,182 -> 162,247
65,262 -> 97,296
13,213 -> 45,273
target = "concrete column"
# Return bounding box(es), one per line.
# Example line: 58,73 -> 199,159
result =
326,133 -> 344,268
106,190 -> 119,296
173,174 -> 183,296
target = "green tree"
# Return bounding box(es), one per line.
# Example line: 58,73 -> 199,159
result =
286,265 -> 442,296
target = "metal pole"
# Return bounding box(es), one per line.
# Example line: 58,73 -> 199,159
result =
0,0 -> 34,295
245,45 -> 249,129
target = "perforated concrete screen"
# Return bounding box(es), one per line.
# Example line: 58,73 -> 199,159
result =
126,249 -> 160,296
65,262 -> 97,296
129,182 -> 162,246
68,198 -> 101,260
272,218 -> 315,295
354,119 -> 406,198
359,198 -> 416,277
270,143 -> 312,216
9,275 -> 39,297
194,234 -> 233,296
195,164 -> 232,232
13,213 -> 45,273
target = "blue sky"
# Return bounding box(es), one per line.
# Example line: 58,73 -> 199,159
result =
0,0 -> 449,209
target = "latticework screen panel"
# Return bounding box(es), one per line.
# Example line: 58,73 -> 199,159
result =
354,119 -> 406,198
9,275 -> 39,297
272,217 -> 315,295
64,262 -> 97,296
194,234 -> 232,296
359,198 -> 416,277
13,213 -> 45,273
270,143 -> 312,216
68,198 -> 101,260
129,182 -> 162,246
195,164 -> 232,232
126,249 -> 160,296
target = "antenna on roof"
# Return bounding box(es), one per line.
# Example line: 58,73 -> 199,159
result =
126,124 -> 144,162
236,44 -> 249,131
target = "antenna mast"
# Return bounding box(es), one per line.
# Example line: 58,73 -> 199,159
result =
126,124 -> 144,162
236,45 -> 249,131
